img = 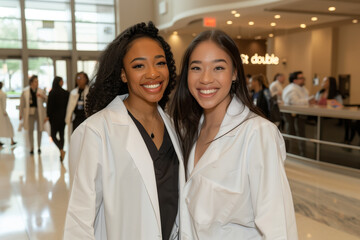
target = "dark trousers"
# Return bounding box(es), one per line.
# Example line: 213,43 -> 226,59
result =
50,122 -> 65,150
284,113 -> 306,156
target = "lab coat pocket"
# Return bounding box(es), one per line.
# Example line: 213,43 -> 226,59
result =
186,175 -> 239,226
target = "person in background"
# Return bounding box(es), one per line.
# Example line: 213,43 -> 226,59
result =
65,72 -> 89,133
170,29 -> 297,240
248,73 -> 271,119
63,21 -> 184,240
315,76 -> 343,107
282,71 -> 316,156
270,73 -> 285,103
46,76 -> 69,162
0,81 -> 16,146
19,75 -> 47,154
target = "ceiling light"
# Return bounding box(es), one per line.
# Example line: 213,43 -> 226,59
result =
270,22 -> 276,27
227,20 -> 233,25
269,33 -> 274,38
328,6 -> 336,11
311,17 -> 318,21
236,35 -> 241,39
234,13 -> 240,17
353,19 -> 358,24
173,31 -> 178,35
255,36 -> 262,40
300,24 -> 306,28
192,33 -> 197,37
248,21 -> 254,26
274,15 -> 281,19
231,10 -> 237,14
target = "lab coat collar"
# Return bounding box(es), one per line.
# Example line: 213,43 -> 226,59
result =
188,96 -> 252,179
106,94 -> 185,235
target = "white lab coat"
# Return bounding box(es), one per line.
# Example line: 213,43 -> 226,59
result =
65,86 -> 89,133
179,97 -> 298,240
64,95 -> 185,240
282,83 -> 310,106
269,80 -> 283,102
0,90 -> 14,138
19,87 -> 47,131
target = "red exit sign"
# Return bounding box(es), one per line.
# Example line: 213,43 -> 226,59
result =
203,17 -> 216,27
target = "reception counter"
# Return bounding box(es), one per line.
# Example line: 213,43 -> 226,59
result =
279,104 -> 360,169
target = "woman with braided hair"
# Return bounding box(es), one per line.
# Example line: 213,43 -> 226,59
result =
64,21 -> 185,240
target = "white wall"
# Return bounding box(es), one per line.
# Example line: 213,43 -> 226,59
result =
337,24 -> 360,104
162,33 -> 193,74
116,0 -> 154,33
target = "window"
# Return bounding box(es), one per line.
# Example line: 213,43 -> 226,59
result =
75,0 -> 115,50
25,0 -> 72,50
0,0 -> 22,49
0,59 -> 23,96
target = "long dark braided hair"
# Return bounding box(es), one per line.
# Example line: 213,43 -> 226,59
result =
86,21 -> 176,117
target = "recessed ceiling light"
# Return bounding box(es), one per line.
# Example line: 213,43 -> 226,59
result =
274,15 -> 281,19
227,20 -> 233,25
353,19 -> 358,24
192,33 -> 197,37
269,33 -> 274,38
231,10 -> 237,14
236,35 -> 241,39
300,24 -> 306,28
248,21 -> 254,26
270,22 -> 276,27
234,13 -> 240,17
173,31 -> 178,35
328,6 -> 336,11
311,17 -> 318,21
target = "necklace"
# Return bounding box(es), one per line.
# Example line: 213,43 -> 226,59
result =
125,100 -> 158,139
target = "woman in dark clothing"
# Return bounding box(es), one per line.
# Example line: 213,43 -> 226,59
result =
47,76 -> 69,162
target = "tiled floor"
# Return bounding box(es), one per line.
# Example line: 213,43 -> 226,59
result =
1,100 -> 360,240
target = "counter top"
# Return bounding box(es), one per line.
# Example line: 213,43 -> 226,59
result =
279,104 -> 360,120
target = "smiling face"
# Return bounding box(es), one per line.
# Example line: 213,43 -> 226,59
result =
121,37 -> 169,106
187,40 -> 236,112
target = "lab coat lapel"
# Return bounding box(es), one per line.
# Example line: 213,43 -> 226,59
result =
108,96 -> 161,233
188,97 -> 251,180
159,107 -> 186,191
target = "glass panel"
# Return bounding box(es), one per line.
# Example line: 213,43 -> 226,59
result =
75,0 -> 114,5
0,59 -> 23,97
76,22 -> 114,50
77,60 -> 97,79
55,60 -> 68,90
28,57 -> 54,94
0,0 -> 22,49
25,0 -> 72,50
75,1 -> 115,50
26,20 -> 72,50
25,1 -> 71,21
75,4 -> 114,23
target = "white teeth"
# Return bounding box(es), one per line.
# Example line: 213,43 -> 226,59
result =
199,89 -> 217,94
143,83 -> 160,89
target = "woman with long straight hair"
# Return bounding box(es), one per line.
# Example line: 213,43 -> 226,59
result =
170,30 -> 297,239
46,76 -> 69,161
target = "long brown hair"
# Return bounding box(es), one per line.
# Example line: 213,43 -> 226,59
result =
169,30 -> 263,168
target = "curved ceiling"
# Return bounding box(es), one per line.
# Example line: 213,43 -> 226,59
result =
158,0 -> 360,39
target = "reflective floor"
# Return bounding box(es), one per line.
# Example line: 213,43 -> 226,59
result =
1,101 -> 360,240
